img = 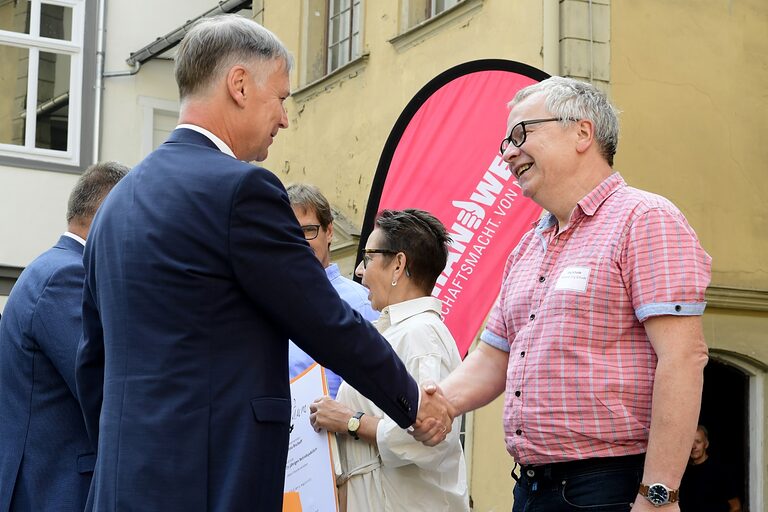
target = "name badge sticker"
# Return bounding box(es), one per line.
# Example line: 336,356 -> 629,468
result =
554,266 -> 591,292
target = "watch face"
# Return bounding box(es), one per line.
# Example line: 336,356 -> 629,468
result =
647,484 -> 669,505
347,417 -> 360,432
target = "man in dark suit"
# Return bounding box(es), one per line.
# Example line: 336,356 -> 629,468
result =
75,15 -> 453,512
0,162 -> 128,511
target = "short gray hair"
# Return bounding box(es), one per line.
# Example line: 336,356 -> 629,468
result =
67,161 -> 129,223
286,183 -> 333,229
510,77 -> 620,166
174,14 -> 292,99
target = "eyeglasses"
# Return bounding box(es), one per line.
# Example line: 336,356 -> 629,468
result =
359,248 -> 396,269
300,224 -> 321,240
499,117 -> 576,154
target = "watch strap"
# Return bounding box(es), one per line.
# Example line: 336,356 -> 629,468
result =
347,411 -> 364,440
638,483 -> 680,505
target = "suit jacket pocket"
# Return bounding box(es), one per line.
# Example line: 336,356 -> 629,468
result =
250,397 -> 291,424
77,452 -> 96,473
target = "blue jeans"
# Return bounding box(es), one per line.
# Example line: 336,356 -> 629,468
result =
512,454 -> 644,512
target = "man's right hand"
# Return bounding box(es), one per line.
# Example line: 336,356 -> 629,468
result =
409,381 -> 456,446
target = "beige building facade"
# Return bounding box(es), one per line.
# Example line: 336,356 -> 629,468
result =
259,1 -> 768,510
1,0 -> 765,510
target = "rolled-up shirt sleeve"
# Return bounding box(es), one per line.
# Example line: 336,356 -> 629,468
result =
621,207 -> 712,322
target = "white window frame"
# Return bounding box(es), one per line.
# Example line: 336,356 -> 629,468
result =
400,0 -> 464,31
711,352 -> 765,512
430,0 -> 461,17
0,0 -> 85,166
326,0 -> 362,75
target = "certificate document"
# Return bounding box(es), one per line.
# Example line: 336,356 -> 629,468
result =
283,363 -> 339,512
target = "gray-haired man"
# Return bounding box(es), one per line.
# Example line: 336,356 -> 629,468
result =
75,15 -> 454,511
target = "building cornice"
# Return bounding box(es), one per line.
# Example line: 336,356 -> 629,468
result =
388,0 -> 484,53
706,285 -> 768,312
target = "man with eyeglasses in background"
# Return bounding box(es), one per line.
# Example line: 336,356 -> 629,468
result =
422,77 -> 712,511
286,183 -> 378,398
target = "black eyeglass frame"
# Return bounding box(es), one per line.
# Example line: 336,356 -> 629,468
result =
300,224 -> 321,240
499,117 -> 577,154
359,248 -> 397,269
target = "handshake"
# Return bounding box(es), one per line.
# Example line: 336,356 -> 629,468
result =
409,381 -> 458,446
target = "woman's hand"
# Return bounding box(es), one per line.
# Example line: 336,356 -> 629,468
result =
309,396 -> 355,434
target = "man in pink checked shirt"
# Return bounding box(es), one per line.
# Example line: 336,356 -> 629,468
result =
421,77 -> 711,511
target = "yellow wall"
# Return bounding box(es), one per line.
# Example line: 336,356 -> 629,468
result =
611,0 -> 768,290
612,5 -> 768,504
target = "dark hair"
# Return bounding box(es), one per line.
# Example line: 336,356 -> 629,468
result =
66,161 -> 129,223
374,209 -> 451,293
286,183 -> 333,228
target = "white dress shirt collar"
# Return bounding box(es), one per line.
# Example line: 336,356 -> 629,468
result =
63,231 -> 86,246
176,124 -> 236,159
376,296 -> 443,332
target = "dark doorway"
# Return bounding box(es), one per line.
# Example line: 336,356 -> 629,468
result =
698,358 -> 749,509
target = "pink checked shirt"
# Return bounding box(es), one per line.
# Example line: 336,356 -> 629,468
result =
480,173 -> 711,465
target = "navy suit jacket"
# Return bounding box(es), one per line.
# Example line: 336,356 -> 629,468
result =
0,235 -> 95,511
75,129 -> 420,511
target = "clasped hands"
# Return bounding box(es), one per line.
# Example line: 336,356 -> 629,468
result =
308,381 -> 456,447
410,381 -> 456,446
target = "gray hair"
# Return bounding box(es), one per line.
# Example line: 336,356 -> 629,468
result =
286,183 -> 333,229
174,14 -> 292,99
510,77 -> 620,166
67,161 -> 129,223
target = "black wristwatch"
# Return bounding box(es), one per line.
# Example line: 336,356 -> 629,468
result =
347,411 -> 365,440
638,483 -> 679,507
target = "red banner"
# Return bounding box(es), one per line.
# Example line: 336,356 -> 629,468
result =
362,61 -> 548,357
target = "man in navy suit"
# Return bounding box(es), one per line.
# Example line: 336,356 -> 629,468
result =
0,162 -> 128,511
75,15 -> 454,512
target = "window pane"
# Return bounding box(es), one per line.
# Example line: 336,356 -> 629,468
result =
340,0 -> 351,11
338,39 -> 349,68
340,9 -> 350,40
352,3 -> 360,34
40,3 -> 74,41
329,14 -> 340,44
36,51 -> 70,150
351,32 -> 361,60
329,0 -> 341,16
328,44 -> 339,72
435,0 -> 461,15
0,0 -> 31,34
405,0 -> 430,28
0,45 -> 29,146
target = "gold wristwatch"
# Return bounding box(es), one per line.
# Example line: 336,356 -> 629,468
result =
347,411 -> 364,440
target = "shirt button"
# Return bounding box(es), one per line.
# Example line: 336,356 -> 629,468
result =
514,390 -> 521,397
520,351 -> 526,357
539,276 -> 545,283
675,304 -> 682,312
516,429 -> 523,435
529,314 -> 535,321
